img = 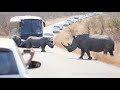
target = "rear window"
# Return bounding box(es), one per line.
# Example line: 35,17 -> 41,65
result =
0,48 -> 19,75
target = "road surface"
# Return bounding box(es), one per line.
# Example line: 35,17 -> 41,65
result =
26,46 -> 120,78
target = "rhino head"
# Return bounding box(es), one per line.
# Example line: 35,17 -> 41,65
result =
12,35 -> 21,47
61,35 -> 77,52
61,42 -> 75,52
47,41 -> 56,48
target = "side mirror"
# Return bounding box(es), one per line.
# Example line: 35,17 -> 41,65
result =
28,61 -> 41,69
43,22 -> 46,27
20,21 -> 24,27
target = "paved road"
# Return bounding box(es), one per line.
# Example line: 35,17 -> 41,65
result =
27,46 -> 120,78
22,12 -> 120,78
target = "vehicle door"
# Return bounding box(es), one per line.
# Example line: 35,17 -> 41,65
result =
0,49 -> 20,78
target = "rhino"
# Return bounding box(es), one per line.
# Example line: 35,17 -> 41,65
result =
25,36 -> 55,52
12,35 -> 55,52
61,34 -> 114,60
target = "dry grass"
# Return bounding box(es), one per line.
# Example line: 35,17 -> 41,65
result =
55,14 -> 120,68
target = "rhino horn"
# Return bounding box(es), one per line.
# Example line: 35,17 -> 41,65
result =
53,43 -> 56,46
61,42 -> 68,49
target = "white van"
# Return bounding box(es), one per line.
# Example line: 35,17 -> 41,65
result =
9,15 -> 45,40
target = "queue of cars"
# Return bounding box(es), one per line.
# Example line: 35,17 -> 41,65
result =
52,12 -> 103,33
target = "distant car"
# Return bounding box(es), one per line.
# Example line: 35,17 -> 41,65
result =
53,26 -> 60,33
56,24 -> 64,30
0,38 -> 40,78
43,32 -> 54,43
73,19 -> 79,22
81,15 -> 87,19
63,21 -> 70,26
87,13 -> 93,17
66,20 -> 73,24
98,12 -> 103,15
73,16 -> 80,20
85,15 -> 89,18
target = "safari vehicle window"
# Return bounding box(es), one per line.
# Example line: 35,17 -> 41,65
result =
0,48 -> 19,75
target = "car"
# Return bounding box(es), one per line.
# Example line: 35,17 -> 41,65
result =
53,26 -> 60,33
0,38 -> 40,78
85,15 -> 89,18
98,12 -> 103,15
55,24 -> 64,30
66,20 -> 73,25
80,15 -> 87,19
43,32 -> 54,43
72,19 -> 78,23
87,13 -> 93,17
58,24 -> 65,29
73,16 -> 80,20
63,21 -> 70,26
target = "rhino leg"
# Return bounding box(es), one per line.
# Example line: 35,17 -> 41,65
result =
109,50 -> 114,56
86,51 -> 92,60
41,45 -> 46,52
103,49 -> 108,55
79,50 -> 85,59
26,41 -> 32,48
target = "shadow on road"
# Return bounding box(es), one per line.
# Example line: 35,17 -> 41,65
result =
34,51 -> 53,53
68,58 -> 96,61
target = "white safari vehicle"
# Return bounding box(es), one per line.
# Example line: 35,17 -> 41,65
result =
0,38 -> 31,78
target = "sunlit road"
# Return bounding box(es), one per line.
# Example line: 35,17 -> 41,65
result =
26,46 -> 120,78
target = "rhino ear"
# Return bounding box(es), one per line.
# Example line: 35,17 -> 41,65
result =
73,36 -> 76,39
68,43 -> 70,46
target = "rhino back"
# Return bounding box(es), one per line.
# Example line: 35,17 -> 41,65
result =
75,34 -> 114,52
28,37 -> 48,46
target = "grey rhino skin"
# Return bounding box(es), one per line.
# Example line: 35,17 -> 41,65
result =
25,36 -> 55,52
12,35 -> 22,47
12,35 -> 55,52
12,35 -> 26,47
61,34 -> 114,60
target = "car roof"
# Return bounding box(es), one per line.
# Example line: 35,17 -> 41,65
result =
10,15 -> 43,22
0,38 -> 16,50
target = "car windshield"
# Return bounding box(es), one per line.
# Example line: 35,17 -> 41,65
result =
54,26 -> 59,28
0,48 -> 19,75
20,19 -> 43,34
44,33 -> 53,36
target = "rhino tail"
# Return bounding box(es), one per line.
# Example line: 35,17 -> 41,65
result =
112,42 -> 114,51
